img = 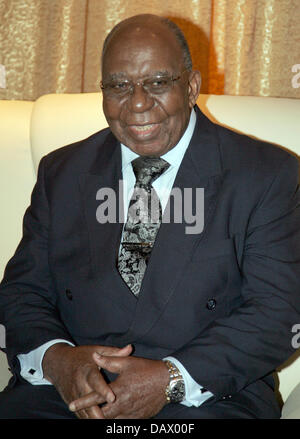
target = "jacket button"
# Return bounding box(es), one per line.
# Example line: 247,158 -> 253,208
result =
65,289 -> 73,300
206,298 -> 216,310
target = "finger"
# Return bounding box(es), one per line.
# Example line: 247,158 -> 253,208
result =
69,368 -> 115,412
75,409 -> 88,419
92,345 -> 131,369
102,402 -> 119,419
113,344 -> 133,356
76,406 -> 105,419
87,367 -> 116,403
100,378 -> 124,419
95,344 -> 132,357
86,405 -> 106,419
93,354 -> 125,374
102,399 -> 130,420
69,390 -> 107,412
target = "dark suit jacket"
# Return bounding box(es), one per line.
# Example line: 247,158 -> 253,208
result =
1,106 -> 300,417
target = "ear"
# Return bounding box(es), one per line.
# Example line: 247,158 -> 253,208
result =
188,70 -> 202,108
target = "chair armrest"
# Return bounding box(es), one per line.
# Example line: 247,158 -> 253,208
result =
281,383 -> 300,419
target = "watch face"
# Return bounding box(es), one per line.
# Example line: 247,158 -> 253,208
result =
170,380 -> 185,402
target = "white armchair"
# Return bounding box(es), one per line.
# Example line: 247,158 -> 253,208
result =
0,93 -> 299,417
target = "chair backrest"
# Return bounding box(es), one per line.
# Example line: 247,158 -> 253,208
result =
29,93 -> 300,171
0,93 -> 299,400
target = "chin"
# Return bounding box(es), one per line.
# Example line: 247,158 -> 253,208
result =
131,147 -> 166,157
127,140 -> 172,157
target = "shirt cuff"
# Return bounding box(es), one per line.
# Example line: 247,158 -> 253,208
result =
163,356 -> 214,407
18,339 -> 75,385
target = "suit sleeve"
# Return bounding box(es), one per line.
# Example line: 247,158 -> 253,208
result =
173,153 -> 300,399
0,156 -> 75,374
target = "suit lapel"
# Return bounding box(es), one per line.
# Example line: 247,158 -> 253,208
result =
78,132 -> 137,309
116,108 -> 226,343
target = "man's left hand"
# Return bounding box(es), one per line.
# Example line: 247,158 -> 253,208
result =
69,354 -> 170,419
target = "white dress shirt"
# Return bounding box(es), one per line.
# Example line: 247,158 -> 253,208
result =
18,108 -> 213,407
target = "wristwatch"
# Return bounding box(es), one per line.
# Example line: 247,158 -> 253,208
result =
164,360 -> 185,403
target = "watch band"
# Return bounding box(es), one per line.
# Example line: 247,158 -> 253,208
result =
164,360 -> 185,403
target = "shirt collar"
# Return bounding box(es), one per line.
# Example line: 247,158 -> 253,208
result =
121,108 -> 197,171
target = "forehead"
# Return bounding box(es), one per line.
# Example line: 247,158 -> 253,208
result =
102,24 -> 184,78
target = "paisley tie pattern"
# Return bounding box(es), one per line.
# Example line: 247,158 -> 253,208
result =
118,156 -> 170,296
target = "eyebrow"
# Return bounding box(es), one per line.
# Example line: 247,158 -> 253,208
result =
105,70 -> 173,81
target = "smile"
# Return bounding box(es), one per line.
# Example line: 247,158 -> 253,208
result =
127,123 -> 160,138
132,124 -> 155,131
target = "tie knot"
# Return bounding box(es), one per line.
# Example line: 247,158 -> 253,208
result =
132,156 -> 170,187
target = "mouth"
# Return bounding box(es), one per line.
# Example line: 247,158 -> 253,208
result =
127,123 -> 160,138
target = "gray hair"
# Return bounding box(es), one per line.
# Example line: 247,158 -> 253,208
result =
101,15 -> 193,72
159,17 -> 193,71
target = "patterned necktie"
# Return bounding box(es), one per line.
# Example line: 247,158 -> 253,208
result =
118,156 -> 170,296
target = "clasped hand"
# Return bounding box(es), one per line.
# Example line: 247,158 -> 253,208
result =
42,343 -> 169,419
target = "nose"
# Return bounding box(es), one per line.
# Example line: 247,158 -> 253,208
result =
128,83 -> 154,113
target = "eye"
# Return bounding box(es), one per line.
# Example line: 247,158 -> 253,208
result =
144,77 -> 171,94
149,78 -> 169,88
111,81 -> 130,90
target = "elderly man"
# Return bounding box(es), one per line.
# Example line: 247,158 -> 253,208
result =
0,14 -> 299,419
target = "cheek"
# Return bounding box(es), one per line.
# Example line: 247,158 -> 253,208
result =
161,91 -> 191,130
163,100 -> 191,135
103,101 -> 129,143
160,92 -> 188,116
103,100 -> 121,124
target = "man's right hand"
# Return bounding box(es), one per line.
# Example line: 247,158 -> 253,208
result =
42,342 -> 132,419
